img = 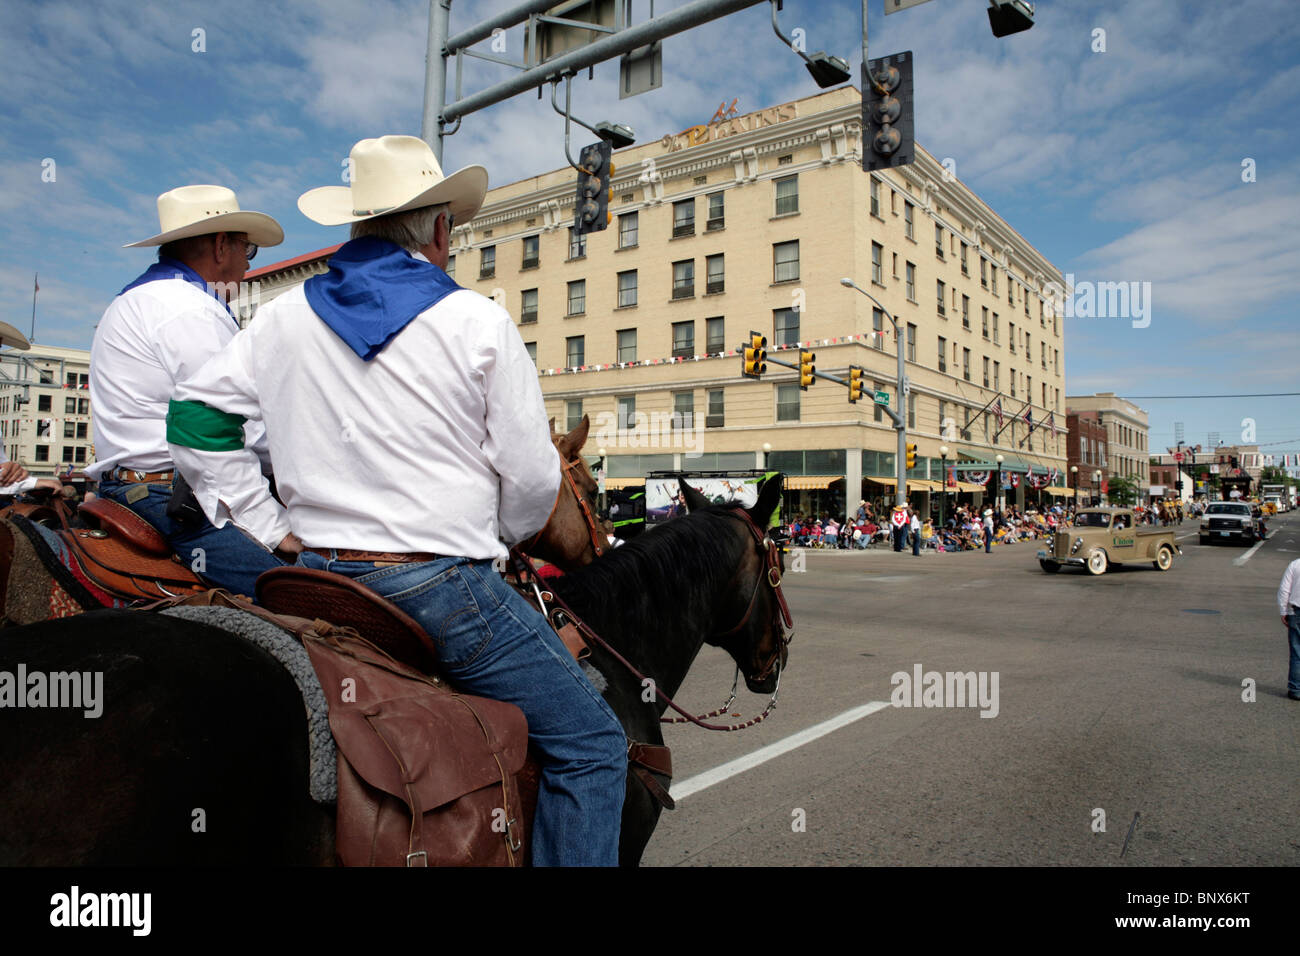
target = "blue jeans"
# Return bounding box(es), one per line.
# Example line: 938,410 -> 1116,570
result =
298,550 -> 627,866
1287,609 -> 1300,697
97,478 -> 284,599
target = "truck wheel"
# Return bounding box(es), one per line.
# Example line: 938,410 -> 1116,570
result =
1086,549 -> 1108,575
1198,535 -> 1209,546
1153,546 -> 1174,571
1039,560 -> 1061,573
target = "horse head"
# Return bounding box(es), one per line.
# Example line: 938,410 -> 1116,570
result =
679,476 -> 791,695
518,416 -> 605,571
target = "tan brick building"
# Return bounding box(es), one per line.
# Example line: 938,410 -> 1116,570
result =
0,343 -> 94,477
250,87 -> 1070,516
1064,392 -> 1149,499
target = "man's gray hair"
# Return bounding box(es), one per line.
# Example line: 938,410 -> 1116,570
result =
351,203 -> 450,253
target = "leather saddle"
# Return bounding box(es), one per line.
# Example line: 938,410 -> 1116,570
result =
0,496 -> 207,603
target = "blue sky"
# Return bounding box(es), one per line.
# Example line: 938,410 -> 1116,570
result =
2,0 -> 1297,460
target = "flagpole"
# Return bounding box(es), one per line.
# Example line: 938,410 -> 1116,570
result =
31,272 -> 38,341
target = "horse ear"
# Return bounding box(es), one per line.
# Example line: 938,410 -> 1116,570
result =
748,475 -> 783,529
555,415 -> 590,459
678,477 -> 711,513
548,417 -> 557,435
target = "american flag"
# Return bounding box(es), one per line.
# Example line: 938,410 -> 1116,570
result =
1047,411 -> 1057,438
1022,406 -> 1034,433
993,398 -> 1003,426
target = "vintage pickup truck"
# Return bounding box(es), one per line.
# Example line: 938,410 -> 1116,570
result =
1037,507 -> 1182,575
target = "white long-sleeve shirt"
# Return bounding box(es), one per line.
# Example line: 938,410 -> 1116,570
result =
1279,558 -> 1300,617
87,271 -> 268,479
169,279 -> 561,558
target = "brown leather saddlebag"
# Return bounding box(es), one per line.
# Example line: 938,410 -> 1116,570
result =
301,629 -> 530,867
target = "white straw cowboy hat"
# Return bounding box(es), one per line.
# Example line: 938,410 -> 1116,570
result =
298,135 -> 487,226
124,185 -> 284,248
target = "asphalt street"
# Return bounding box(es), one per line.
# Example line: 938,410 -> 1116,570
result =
643,511 -> 1300,866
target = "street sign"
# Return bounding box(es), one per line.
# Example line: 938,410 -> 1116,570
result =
1174,452 -> 1184,462
873,390 -> 890,405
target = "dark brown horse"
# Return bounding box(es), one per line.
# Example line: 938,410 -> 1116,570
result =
0,477 -> 789,866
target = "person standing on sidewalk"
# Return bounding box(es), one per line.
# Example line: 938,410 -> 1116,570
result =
910,507 -> 921,556
983,508 -> 994,553
1277,556 -> 1300,701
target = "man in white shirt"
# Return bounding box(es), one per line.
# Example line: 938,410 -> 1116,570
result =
167,136 -> 626,865
88,185 -> 290,597
1277,557 -> 1300,700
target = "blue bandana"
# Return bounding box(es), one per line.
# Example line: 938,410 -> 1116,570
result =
304,237 -> 461,361
119,257 -> 237,325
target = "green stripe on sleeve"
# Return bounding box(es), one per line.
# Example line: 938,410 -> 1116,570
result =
166,399 -> 248,452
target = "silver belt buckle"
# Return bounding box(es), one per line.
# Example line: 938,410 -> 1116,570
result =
134,470 -> 147,481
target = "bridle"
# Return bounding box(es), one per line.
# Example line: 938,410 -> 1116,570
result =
519,451 -> 607,561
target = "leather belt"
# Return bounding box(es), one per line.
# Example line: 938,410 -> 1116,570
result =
112,468 -> 175,483
306,547 -> 444,564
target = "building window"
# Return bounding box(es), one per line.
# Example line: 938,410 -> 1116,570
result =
773,240 -> 799,283
74,447 -> 86,463
904,201 -> 914,239
78,398 -> 89,414
521,235 -> 539,269
982,307 -> 989,339
568,227 -> 586,260
776,384 -> 800,422
39,369 -> 53,384
35,445 -> 49,462
905,262 -> 916,301
619,212 -> 638,249
870,178 -> 881,217
66,372 -> 78,387
960,243 -> 969,275
63,421 -> 75,438
938,336 -> 947,372
992,312 -> 999,344
706,388 -> 724,428
936,279 -> 946,316
520,288 -> 538,324
872,308 -> 885,350
672,320 -> 695,358
65,397 -> 76,414
672,199 -> 695,237
566,335 -> 585,367
617,328 -> 637,363
707,191 -> 725,230
939,400 -> 947,437
990,264 -> 998,294
961,295 -> 970,330
706,254 -> 724,294
983,356 -> 990,388
907,392 -> 916,429
706,316 -> 725,354
672,391 -> 694,429
524,341 -> 537,365
672,259 -> 695,299
445,254 -> 455,278
980,257 -> 987,289
1009,322 -> 1016,353
566,400 -> 583,433
617,395 -> 636,430
618,270 -> 637,307
962,348 -> 971,382
567,279 -> 586,316
935,224 -> 945,259
76,422 -> 88,439
906,323 -> 916,362
480,245 -> 495,278
1011,367 -> 1017,398
774,307 -> 799,346
774,175 -> 799,216
872,242 -> 883,284
38,394 -> 51,412
993,361 -> 1000,390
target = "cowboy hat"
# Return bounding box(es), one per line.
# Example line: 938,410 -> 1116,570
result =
124,185 -> 284,248
298,135 -> 487,226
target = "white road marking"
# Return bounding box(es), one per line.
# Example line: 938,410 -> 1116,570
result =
1233,540 -> 1265,567
669,701 -> 892,802
1175,532 -> 1198,540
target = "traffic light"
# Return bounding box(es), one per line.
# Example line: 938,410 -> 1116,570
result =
905,442 -> 917,470
798,349 -> 816,390
861,52 -> 915,172
574,141 -> 613,234
847,365 -> 864,403
742,331 -> 767,379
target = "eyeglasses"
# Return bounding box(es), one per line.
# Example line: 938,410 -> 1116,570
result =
226,234 -> 257,261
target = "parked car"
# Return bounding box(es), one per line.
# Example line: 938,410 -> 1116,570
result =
1038,507 -> 1181,575
1199,501 -> 1256,546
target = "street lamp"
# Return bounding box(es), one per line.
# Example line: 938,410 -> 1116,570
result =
762,442 -> 772,470
1093,469 -> 1102,505
995,454 -> 1004,513
1070,465 -> 1078,508
841,277 -> 907,510
939,444 -> 949,530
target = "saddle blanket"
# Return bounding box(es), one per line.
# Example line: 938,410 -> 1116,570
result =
159,605 -> 337,806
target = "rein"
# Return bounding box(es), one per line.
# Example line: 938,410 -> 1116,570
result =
511,506 -> 794,733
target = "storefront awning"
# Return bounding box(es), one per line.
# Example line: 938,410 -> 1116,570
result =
1043,485 -> 1075,496
908,479 -> 941,492
866,476 -> 896,487
785,475 -> 843,491
954,481 -> 988,492
601,477 -> 645,490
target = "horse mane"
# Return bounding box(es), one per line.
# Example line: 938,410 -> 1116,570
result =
550,506 -> 748,639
